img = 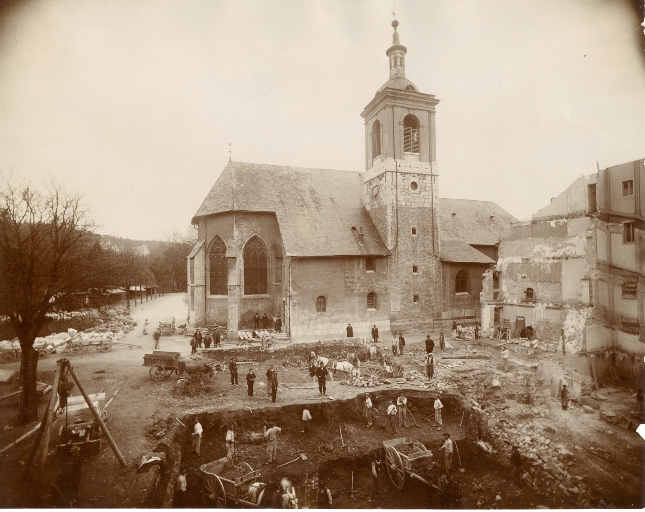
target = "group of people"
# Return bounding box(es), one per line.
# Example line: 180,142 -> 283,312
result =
253,312 -> 283,332
190,329 -> 221,354
227,358 -> 280,402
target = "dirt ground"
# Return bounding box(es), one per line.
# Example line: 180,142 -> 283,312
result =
0,292 -> 643,508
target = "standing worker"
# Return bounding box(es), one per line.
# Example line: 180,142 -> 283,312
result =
213,328 -> 221,347
439,331 -> 445,352
317,480 -> 333,508
346,323 -> 353,337
387,401 -> 398,435
371,324 -> 379,344
266,366 -> 274,397
275,316 -> 282,333
398,334 -> 406,356
560,383 -> 569,410
439,432 -> 453,473
391,334 -> 398,356
452,321 -> 457,337
246,367 -> 256,396
425,335 -> 435,354
271,369 -> 279,403
190,334 -> 198,355
474,324 -> 480,339
254,313 -> 260,330
397,394 -> 408,428
364,394 -> 373,427
143,319 -> 149,335
225,425 -> 235,462
301,408 -> 312,434
192,418 -> 203,456
229,358 -> 238,385
175,467 -> 187,507
501,346 -> 510,372
153,329 -> 161,350
316,361 -> 329,396
204,333 -> 212,349
425,352 -> 435,380
196,329 -> 203,348
264,423 -> 282,464
434,397 -> 444,426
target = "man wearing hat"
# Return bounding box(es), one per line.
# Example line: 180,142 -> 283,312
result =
560,383 -> 569,410
386,400 -> 398,435
246,367 -> 256,396
346,323 -> 353,337
229,357 -> 238,385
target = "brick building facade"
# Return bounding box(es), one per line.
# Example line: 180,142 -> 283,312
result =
187,21 -> 515,340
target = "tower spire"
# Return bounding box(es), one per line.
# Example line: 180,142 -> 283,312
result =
386,20 -> 407,79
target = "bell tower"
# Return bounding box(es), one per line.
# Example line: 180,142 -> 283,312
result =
361,20 -> 441,325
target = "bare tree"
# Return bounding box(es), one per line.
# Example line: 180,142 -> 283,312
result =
150,228 -> 196,293
0,176 -> 111,424
110,249 -> 154,309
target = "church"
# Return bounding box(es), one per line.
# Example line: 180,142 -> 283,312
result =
187,20 -> 516,340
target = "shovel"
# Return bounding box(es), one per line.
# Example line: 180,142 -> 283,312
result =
454,440 -> 465,473
276,453 -> 307,468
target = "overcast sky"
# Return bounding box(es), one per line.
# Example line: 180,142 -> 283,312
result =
1,0 -> 644,240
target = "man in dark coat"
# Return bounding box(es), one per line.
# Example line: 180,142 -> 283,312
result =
271,370 -> 279,403
214,329 -> 221,347
560,384 -> 568,410
315,362 -> 329,396
254,313 -> 260,330
425,335 -> 435,354
246,368 -> 256,397
229,358 -> 238,385
204,333 -> 212,349
262,313 -> 269,329
346,324 -> 353,337
190,335 -> 198,355
195,330 -> 203,348
275,316 -> 282,333
371,325 -> 379,343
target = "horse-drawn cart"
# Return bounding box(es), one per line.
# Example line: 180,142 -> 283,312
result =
142,351 -> 180,381
383,437 -> 434,490
200,457 -> 266,508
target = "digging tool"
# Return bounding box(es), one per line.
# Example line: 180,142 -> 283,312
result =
454,440 -> 464,473
276,453 -> 307,468
408,409 -> 421,428
459,409 -> 465,427
339,426 -> 345,447
175,418 -> 186,427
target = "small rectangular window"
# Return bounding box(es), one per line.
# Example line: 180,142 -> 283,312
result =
366,257 -> 375,272
412,265 -> 418,274
624,222 -> 635,243
411,227 -> 417,235
413,294 -> 419,305
622,179 -> 634,197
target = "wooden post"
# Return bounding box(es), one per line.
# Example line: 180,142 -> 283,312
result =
36,359 -> 64,478
66,364 -> 127,467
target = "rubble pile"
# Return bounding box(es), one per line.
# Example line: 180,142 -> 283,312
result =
339,375 -> 384,387
505,338 -> 558,352
488,421 -> 599,507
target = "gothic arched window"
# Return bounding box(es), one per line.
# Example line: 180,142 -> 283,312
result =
209,236 -> 228,295
403,114 -> 420,153
244,236 -> 268,295
372,120 -> 381,158
455,270 -> 468,294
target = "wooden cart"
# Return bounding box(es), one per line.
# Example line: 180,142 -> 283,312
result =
158,317 -> 176,336
142,351 -> 180,381
383,437 -> 434,490
200,457 -> 266,508
56,393 -> 107,454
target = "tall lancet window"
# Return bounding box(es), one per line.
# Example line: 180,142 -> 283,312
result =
244,236 -> 268,295
372,120 -> 381,158
209,237 -> 228,295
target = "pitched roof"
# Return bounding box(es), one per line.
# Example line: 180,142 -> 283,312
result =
439,198 -> 517,246
440,238 -> 495,264
193,162 -> 389,258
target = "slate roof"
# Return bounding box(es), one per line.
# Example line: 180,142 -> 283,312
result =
439,198 -> 517,246
440,238 -> 495,264
193,162 -> 389,258
377,77 -> 418,94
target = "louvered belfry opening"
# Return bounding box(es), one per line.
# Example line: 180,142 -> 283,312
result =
372,120 -> 382,158
244,236 -> 268,295
209,236 -> 228,295
403,114 -> 420,154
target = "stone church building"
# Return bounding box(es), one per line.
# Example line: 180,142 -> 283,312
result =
187,21 -> 516,340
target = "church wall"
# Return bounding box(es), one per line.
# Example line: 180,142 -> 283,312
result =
441,261 -> 489,313
289,256 -> 390,340
195,212 -> 285,333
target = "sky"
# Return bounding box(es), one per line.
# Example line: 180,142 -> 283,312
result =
0,0 -> 644,240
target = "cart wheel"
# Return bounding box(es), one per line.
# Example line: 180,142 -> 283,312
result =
149,366 -> 165,381
163,369 -> 174,377
71,343 -> 83,354
202,473 -> 227,507
256,488 -> 265,506
101,410 -> 108,423
363,366 -> 383,380
385,447 -> 406,490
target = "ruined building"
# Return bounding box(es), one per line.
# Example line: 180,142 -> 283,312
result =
188,21 -> 514,339
481,159 -> 644,370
